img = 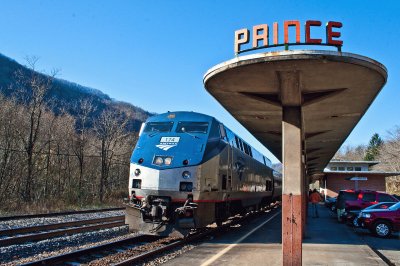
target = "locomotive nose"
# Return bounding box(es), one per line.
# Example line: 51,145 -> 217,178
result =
130,163 -> 197,192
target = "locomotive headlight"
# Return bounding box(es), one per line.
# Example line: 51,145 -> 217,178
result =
182,171 -> 191,179
164,157 -> 172,165
134,169 -> 141,176
154,156 -> 164,165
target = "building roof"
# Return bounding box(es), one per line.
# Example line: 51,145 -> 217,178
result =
328,160 -> 380,166
324,170 -> 400,177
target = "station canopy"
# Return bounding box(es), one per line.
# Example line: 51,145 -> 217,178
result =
203,51 -> 387,176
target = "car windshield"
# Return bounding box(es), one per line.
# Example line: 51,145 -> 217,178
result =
176,122 -> 209,134
143,122 -> 174,133
388,202 -> 400,211
365,202 -> 394,210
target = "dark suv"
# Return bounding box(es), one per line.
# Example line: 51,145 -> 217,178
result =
338,190 -> 398,211
359,202 -> 400,237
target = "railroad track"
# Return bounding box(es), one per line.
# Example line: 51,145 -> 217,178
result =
0,215 -> 126,246
115,205 -> 281,266
24,202 -> 281,265
0,207 -> 125,222
22,234 -> 163,266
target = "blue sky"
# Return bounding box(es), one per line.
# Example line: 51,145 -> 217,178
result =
0,1 -> 399,163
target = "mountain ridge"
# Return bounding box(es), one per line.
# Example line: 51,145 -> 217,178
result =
0,53 -> 153,131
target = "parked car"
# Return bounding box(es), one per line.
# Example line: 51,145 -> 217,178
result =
358,201 -> 400,237
338,189 -> 398,211
343,202 -> 396,227
325,196 -> 337,212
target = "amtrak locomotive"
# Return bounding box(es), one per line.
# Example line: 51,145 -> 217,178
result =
125,111 -> 282,236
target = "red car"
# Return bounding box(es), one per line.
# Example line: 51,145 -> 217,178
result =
338,190 -> 398,211
358,202 -> 400,237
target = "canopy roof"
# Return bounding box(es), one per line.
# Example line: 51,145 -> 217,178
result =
204,50 -> 387,176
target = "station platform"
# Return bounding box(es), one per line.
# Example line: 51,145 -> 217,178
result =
163,204 -> 398,265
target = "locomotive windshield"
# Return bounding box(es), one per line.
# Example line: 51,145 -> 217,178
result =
176,122 -> 209,134
143,122 -> 174,133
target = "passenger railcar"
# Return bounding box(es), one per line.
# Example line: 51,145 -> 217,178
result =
125,111 -> 281,236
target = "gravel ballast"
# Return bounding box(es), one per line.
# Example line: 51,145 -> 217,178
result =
0,210 -> 125,230
1,226 -> 131,265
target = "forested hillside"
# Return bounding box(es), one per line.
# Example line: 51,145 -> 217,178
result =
0,55 -> 153,213
0,54 -> 152,131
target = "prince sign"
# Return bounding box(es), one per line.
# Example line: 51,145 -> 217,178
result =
234,20 -> 343,54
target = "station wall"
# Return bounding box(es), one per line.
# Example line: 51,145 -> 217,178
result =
324,173 -> 386,197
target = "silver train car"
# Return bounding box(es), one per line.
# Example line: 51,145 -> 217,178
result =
125,111 -> 282,236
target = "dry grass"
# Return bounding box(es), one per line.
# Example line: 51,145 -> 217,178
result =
386,176 -> 400,195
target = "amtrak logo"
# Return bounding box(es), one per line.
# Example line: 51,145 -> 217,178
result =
156,137 -> 180,151
156,144 -> 176,151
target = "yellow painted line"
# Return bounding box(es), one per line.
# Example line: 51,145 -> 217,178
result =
200,210 -> 281,266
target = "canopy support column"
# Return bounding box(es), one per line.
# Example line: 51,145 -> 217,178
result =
282,106 -> 304,266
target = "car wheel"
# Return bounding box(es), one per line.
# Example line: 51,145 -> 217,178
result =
352,217 -> 359,227
374,221 -> 391,237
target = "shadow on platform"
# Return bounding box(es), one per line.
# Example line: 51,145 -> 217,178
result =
163,204 -> 399,265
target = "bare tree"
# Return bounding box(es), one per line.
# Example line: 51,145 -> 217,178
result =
375,127 -> 400,194
333,144 -> 366,161
71,99 -> 95,197
0,94 -> 22,203
14,57 -> 56,202
94,109 -> 129,202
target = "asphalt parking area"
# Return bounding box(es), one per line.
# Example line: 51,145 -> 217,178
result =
352,226 -> 400,265
324,205 -> 400,266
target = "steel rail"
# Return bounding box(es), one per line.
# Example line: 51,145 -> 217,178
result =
0,219 -> 126,246
0,215 -> 124,237
114,230 -> 213,266
0,207 -> 125,221
22,234 -> 162,266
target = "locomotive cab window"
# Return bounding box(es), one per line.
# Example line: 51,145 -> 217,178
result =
219,124 -> 227,140
144,122 -> 174,133
176,122 -> 209,134
234,136 -> 240,149
243,143 -> 249,155
239,138 -> 244,151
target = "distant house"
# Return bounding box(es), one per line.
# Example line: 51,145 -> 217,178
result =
314,160 -> 400,198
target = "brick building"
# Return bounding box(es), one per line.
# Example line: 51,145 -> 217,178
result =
314,160 -> 400,198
